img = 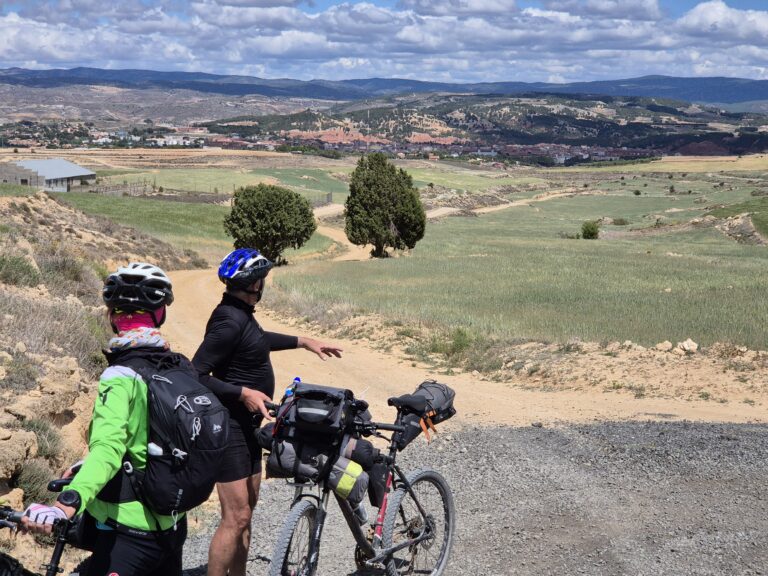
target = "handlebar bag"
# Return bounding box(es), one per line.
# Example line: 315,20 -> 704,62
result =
396,380 -> 456,451
279,383 -> 354,438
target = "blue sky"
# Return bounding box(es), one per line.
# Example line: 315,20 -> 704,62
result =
1,1 -> 768,83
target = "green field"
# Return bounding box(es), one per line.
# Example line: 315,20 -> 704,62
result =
56,192 -> 333,263
42,156 -> 768,349
101,167 -> 350,204
274,189 -> 768,349
0,183 -> 35,196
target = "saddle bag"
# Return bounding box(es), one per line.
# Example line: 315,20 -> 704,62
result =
396,380 -> 456,451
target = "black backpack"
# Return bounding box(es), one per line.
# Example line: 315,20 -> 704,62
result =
98,348 -> 230,516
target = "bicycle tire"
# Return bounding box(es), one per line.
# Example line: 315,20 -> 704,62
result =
381,469 -> 456,576
0,551 -> 38,576
268,499 -> 318,576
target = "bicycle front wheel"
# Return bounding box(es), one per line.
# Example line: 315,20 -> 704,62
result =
381,469 -> 456,576
268,499 -> 318,576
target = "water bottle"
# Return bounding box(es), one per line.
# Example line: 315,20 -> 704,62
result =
285,376 -> 300,398
352,502 -> 368,525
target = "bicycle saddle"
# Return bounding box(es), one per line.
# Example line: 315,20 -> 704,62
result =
387,394 -> 428,414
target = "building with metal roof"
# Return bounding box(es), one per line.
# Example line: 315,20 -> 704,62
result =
0,158 -> 96,192
16,159 -> 96,192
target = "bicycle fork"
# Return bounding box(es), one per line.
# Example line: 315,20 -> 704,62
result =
305,490 -> 331,575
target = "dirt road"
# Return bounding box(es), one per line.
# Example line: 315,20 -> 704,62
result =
165,268 -> 764,426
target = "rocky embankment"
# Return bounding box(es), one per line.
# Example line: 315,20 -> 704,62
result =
0,191 -> 206,569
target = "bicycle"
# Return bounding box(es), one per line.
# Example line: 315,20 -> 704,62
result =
0,477 -> 78,576
266,393 -> 456,576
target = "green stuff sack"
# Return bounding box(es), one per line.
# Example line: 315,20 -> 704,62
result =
328,456 -> 369,506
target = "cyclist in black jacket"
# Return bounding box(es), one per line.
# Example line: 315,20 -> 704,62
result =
193,248 -> 342,576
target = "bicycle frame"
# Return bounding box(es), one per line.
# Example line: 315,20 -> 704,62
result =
287,412 -> 438,573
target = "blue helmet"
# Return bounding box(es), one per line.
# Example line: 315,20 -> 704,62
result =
218,248 -> 273,292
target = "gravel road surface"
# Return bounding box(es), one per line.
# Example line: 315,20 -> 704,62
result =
183,421 -> 768,576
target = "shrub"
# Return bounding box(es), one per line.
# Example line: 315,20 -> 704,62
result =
633,190 -> 641,196
581,220 -> 599,239
21,419 -> 62,460
12,458 -> 54,506
345,153 -> 426,258
35,244 -> 102,304
224,184 -> 316,265
0,255 -> 40,286
1,352 -> 40,392
0,290 -> 109,379
613,218 -> 630,226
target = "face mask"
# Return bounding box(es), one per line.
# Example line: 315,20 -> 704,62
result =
110,307 -> 165,333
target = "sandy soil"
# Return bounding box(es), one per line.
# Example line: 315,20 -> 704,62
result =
165,268 -> 768,427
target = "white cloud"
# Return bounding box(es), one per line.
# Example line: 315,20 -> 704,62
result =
398,0 -> 517,17
677,0 -> 768,43
543,0 -> 661,21
2,0 -> 768,83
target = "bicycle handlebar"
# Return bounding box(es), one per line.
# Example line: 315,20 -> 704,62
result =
0,507 -> 25,527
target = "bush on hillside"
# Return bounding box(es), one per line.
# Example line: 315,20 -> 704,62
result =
21,419 -> 62,460
12,458 -> 53,506
224,184 -> 316,265
345,153 -> 426,258
1,352 -> 40,392
582,220 -> 600,240
0,255 -> 40,286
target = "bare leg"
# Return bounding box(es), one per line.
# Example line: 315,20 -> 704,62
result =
207,477 -> 254,576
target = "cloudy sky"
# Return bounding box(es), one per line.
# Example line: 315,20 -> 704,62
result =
0,0 -> 767,83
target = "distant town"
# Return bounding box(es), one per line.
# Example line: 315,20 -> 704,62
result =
0,119 -> 657,166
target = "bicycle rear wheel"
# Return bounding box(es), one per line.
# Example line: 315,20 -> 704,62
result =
268,499 -> 318,576
381,469 -> 456,576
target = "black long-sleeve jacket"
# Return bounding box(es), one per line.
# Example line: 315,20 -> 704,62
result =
192,292 -> 297,423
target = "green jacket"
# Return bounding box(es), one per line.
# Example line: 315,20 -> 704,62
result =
68,356 -> 180,531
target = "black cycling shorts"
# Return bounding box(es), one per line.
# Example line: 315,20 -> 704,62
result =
85,517 -> 186,576
218,416 -> 263,483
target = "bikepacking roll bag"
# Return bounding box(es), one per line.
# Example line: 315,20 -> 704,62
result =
396,380 -> 457,451
328,456 -> 369,507
98,351 -> 230,516
341,435 -> 377,471
258,422 -> 331,482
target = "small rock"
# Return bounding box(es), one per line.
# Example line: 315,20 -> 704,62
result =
671,348 -> 685,356
679,338 -> 699,353
532,421 -> 543,428
14,342 -> 26,354
0,428 -> 11,441
655,341 -> 673,352
622,340 -> 633,348
664,287 -> 672,293
471,370 -> 480,377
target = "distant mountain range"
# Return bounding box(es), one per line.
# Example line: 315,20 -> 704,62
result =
1,67 -> 767,105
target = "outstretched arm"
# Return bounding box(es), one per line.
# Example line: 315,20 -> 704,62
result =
297,336 -> 343,360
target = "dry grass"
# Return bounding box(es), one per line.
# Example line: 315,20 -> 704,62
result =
0,289 -> 109,378
20,419 -> 62,461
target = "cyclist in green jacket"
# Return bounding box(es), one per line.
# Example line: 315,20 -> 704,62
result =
22,263 -> 187,576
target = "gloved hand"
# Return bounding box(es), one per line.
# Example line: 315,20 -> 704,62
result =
21,504 -> 68,534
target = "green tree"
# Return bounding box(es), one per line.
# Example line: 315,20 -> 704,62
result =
581,220 -> 599,240
344,153 -> 426,258
224,184 -> 316,265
